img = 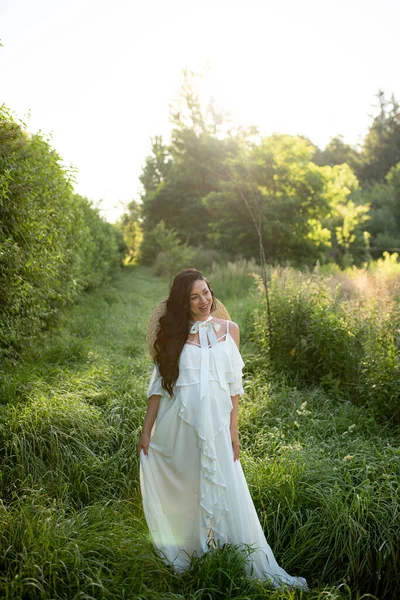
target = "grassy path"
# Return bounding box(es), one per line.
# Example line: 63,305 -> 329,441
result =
1,267 -> 398,599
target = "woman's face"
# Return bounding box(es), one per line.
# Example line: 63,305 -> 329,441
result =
189,279 -> 212,321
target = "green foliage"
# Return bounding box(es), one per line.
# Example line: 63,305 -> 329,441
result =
313,135 -> 361,174
189,247 -> 231,272
0,106 -> 124,355
205,135 -> 325,263
0,265 -> 397,599
119,83 -> 400,269
254,269 -> 362,389
240,382 -> 400,599
356,162 -> 400,256
137,72 -> 258,265
358,91 -> 400,183
206,138 -> 370,266
209,258 -> 263,299
319,164 -> 370,265
253,259 -> 400,422
334,201 -> 369,249
116,199 -> 142,263
151,220 -> 194,281
139,130 -> 236,264
137,100 -> 370,267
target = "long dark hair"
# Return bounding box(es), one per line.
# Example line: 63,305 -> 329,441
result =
154,268 -> 215,396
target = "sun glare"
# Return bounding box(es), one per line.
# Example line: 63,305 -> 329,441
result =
1,0 -> 399,221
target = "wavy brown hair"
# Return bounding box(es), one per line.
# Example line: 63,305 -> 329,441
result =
154,269 -> 215,396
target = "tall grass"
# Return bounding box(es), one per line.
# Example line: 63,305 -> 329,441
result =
208,259 -> 265,346
209,258 -> 263,299
0,263 -> 398,599
253,255 -> 400,422
240,380 -> 400,599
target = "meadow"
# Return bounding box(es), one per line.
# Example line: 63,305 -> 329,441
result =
0,261 -> 399,600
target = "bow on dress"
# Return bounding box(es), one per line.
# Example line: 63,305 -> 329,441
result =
189,316 -> 227,399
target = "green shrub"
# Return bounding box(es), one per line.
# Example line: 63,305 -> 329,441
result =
209,258 -> 263,298
151,221 -> 194,281
253,264 -> 400,421
189,247 -> 231,272
0,106 -> 124,356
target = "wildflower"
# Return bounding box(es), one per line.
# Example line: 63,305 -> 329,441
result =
290,348 -> 296,357
296,400 -> 311,416
343,454 -> 354,462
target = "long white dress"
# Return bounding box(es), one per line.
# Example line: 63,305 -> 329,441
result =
140,319 -> 307,589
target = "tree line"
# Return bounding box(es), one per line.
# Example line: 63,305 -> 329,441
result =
0,106 -> 125,357
120,78 -> 400,272
2,80 -> 400,353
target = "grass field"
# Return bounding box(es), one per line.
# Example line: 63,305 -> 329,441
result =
1,265 -> 399,599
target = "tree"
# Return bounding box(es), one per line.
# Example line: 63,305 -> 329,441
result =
205,135 -> 337,265
356,162 -> 400,253
314,135 -> 361,174
139,72 -> 244,264
316,163 -> 369,265
117,199 -> 142,263
0,106 -> 123,353
359,91 -> 400,183
139,136 -> 171,194
148,220 -> 194,281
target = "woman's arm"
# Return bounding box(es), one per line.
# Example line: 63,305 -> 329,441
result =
230,394 -> 240,461
137,394 -> 161,456
229,321 -> 241,461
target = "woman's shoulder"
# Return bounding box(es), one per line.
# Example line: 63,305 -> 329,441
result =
211,317 -> 239,330
212,317 -> 240,347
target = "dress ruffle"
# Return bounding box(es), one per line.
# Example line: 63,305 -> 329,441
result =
146,362 -> 164,397
147,335 -> 244,548
141,329 -> 307,590
147,334 -> 245,399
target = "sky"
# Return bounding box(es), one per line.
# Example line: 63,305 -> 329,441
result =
1,0 -> 400,222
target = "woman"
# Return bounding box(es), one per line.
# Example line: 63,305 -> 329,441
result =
137,268 -> 307,589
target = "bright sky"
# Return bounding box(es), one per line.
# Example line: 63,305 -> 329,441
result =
1,0 -> 400,222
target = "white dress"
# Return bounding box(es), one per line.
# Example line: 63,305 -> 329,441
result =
140,319 -> 307,589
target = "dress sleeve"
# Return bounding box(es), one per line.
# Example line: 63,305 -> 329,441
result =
229,344 -> 245,396
147,363 -> 164,398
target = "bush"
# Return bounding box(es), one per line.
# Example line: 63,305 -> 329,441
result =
208,258 -> 263,298
151,221 -> 194,281
189,247 -> 231,272
253,264 -> 400,422
0,106 -> 124,355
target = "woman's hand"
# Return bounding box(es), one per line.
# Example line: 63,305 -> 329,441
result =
137,395 -> 161,457
137,431 -> 151,456
230,427 -> 240,462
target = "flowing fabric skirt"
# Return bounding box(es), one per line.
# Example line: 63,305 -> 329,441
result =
139,386 -> 307,590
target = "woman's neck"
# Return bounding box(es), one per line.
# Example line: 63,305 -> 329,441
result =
189,315 -> 213,324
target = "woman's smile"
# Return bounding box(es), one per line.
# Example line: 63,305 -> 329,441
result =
189,280 -> 213,320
